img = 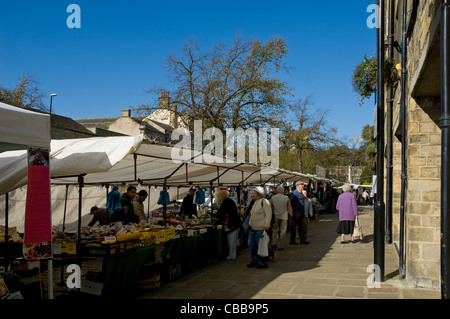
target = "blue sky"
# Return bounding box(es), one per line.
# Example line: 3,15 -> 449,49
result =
0,0 -> 377,142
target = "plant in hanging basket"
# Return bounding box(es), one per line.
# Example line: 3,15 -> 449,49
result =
352,55 -> 400,106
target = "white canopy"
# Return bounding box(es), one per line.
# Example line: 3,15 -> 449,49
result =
0,135 -> 310,232
0,135 -> 144,196
0,135 -> 308,195
0,102 -> 51,150
48,138 -> 309,187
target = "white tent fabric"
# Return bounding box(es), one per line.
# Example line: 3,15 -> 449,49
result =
49,140 -> 310,187
0,134 -> 309,194
0,102 -> 51,149
0,135 -> 310,232
0,135 -> 144,196
0,184 -> 191,233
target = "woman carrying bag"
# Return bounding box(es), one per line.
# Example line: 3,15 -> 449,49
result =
247,186 -> 272,269
336,184 -> 359,243
214,190 -> 242,260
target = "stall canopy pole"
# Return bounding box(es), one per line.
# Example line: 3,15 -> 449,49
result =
4,193 -> 9,269
147,185 -> 151,220
62,185 -> 69,232
217,166 -> 220,186
134,153 -> 138,181
210,181 -> 214,210
163,179 -> 167,226
78,175 -> 84,242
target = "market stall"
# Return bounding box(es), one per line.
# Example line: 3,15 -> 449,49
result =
0,102 -> 51,299
0,134 -> 312,297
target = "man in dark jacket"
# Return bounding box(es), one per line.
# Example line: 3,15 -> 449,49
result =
289,183 -> 310,245
87,206 -> 112,227
121,186 -> 138,224
180,187 -> 198,218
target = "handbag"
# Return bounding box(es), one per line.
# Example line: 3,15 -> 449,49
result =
257,231 -> 269,257
353,217 -> 364,240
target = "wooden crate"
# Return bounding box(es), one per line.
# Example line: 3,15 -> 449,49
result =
148,229 -> 165,244
125,240 -> 135,251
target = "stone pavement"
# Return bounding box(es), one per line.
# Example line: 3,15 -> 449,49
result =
137,206 -> 441,299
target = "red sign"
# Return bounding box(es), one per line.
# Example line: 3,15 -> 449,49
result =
23,147 -> 52,260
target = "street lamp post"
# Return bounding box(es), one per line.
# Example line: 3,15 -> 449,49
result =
49,93 -> 57,115
48,93 -> 56,299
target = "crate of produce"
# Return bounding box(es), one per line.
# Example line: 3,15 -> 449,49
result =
85,242 -> 118,256
167,227 -> 175,240
148,229 -> 165,244
139,231 -> 155,246
165,228 -> 175,240
61,242 -> 77,255
125,240 -> 135,251
118,242 -> 126,253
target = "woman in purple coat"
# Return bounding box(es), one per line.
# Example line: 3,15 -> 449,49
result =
335,184 -> 359,243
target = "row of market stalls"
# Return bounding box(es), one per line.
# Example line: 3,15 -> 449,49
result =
0,135 -> 313,232
0,101 -> 319,298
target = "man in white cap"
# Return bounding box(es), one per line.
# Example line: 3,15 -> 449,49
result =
247,186 -> 272,269
289,182 -> 310,245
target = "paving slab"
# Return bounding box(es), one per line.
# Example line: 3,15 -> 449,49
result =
136,205 -> 441,299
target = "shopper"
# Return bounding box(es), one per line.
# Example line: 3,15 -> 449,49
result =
215,190 -> 242,260
335,184 -> 359,243
180,187 -> 198,219
247,186 -> 272,269
110,185 -> 137,224
87,206 -> 112,227
270,185 -> 292,250
122,186 -> 138,224
290,182 -> 310,245
133,189 -> 148,223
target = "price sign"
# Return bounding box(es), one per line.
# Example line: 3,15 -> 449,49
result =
104,236 -> 116,243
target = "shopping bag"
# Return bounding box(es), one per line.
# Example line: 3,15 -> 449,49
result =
353,217 -> 364,240
257,231 -> 269,257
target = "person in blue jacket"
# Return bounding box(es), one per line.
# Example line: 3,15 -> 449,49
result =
289,182 -> 310,245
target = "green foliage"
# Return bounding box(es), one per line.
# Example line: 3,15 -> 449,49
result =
360,166 -> 374,185
361,124 -> 375,141
352,55 -> 378,105
352,56 -> 400,106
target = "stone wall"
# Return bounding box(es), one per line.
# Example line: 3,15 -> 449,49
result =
405,98 -> 441,288
388,0 -> 441,289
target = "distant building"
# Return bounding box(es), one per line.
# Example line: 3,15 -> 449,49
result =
76,93 -> 180,143
328,166 -> 364,185
50,113 -> 99,139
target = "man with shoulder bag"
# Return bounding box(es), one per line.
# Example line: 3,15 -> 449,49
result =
289,182 -> 310,245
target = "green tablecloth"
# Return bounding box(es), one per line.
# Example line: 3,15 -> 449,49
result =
163,229 -> 227,264
101,229 -> 227,294
102,245 -> 156,294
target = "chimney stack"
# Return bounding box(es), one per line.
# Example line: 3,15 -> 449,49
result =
121,109 -> 131,117
159,92 -> 178,128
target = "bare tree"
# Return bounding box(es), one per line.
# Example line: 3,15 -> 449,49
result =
132,36 -> 292,131
0,75 -> 47,112
280,96 -> 338,173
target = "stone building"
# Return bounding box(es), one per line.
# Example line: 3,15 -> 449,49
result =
76,93 -> 179,143
381,0 -> 442,289
328,166 -> 364,185
50,114 -> 99,139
